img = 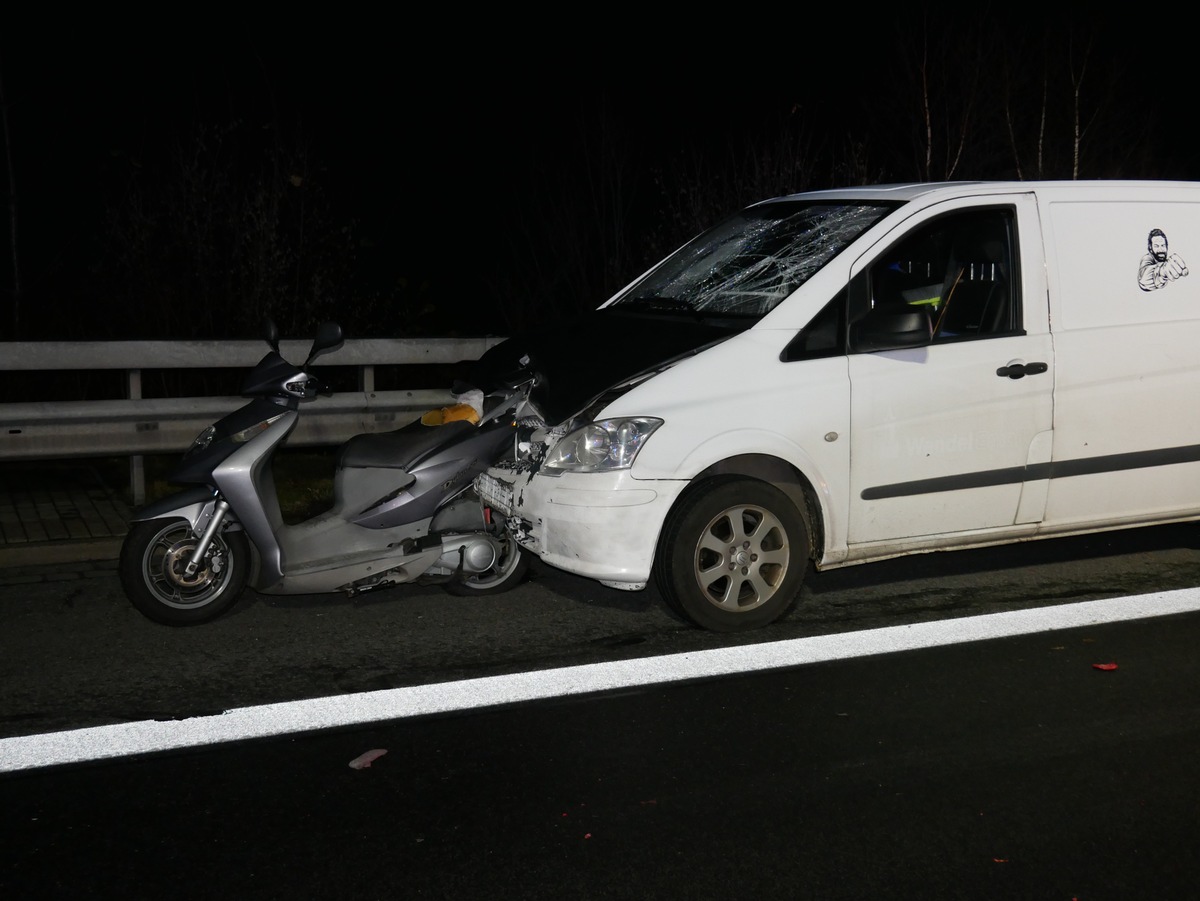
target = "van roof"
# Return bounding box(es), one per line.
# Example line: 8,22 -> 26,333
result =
756,180 -> 1200,205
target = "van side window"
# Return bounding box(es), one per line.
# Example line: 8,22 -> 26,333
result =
863,208 -> 1020,346
780,290 -> 846,361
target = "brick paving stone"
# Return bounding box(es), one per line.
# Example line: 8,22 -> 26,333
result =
12,502 -> 48,542
0,463 -> 133,567
88,491 -> 129,537
0,509 -> 26,543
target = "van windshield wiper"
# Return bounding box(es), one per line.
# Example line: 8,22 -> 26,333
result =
614,297 -> 704,318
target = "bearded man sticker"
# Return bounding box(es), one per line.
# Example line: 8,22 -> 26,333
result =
1138,228 -> 1189,291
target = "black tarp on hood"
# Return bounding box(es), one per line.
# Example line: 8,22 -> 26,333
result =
466,308 -> 752,425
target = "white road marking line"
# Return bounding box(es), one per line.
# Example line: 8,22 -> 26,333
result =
3,588 -> 1199,773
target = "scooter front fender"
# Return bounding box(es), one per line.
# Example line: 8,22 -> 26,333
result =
129,487 -> 219,525
127,487 -> 260,589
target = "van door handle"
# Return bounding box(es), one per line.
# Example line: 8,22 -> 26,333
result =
996,361 -> 1048,379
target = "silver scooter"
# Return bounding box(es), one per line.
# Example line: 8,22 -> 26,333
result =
119,320 -> 538,626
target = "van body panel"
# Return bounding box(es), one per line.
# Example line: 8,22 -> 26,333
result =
599,332 -> 852,561
1038,192 -> 1200,528
846,332 -> 1055,542
473,180 -> 1200,631
1015,429 -> 1055,524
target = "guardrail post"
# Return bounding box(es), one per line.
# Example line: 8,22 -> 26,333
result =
128,368 -> 145,506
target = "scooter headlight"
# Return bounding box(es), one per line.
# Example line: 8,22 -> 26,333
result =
542,417 -> 663,473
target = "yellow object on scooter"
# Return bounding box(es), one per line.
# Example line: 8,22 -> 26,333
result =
420,403 -> 480,426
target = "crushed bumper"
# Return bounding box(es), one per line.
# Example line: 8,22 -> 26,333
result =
476,463 -> 686,587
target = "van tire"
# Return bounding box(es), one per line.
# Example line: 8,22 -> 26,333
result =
654,478 -> 809,632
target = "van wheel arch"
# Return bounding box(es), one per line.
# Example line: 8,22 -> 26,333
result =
688,455 -> 823,560
653,457 -> 822,632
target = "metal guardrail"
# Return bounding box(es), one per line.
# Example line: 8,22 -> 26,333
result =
0,336 -> 505,504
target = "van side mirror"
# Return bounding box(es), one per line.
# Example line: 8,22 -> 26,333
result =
850,306 -> 932,353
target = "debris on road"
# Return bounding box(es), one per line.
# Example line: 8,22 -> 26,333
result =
348,748 -> 388,769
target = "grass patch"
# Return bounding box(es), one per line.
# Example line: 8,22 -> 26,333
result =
269,450 -> 337,522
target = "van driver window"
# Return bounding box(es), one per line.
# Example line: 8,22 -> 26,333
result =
869,209 -> 1018,342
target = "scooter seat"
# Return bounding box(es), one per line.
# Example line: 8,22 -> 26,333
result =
337,418 -> 477,471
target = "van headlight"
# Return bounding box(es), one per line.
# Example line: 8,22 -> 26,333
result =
542,417 -> 663,473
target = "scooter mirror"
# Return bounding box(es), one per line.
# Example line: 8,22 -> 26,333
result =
262,317 -> 280,351
307,321 -> 345,364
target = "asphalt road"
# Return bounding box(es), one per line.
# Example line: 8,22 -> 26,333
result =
4,522 -> 1200,742
4,609 -> 1200,900
4,523 -> 1200,898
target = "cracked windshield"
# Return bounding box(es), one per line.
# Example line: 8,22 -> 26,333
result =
611,202 -> 895,316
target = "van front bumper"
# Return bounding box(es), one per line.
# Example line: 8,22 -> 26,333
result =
476,465 -> 686,588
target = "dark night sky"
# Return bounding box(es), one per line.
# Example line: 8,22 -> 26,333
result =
1,29 -> 894,212
0,35 -> 800,290
1,32 -> 849,335
2,17 -> 1197,338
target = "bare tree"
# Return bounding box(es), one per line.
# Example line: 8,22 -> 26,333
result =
90,115 -> 368,342
0,52 -> 19,337
645,106 -> 824,259
865,11 -> 1159,183
1067,29 -> 1097,179
484,99 -> 646,329
891,11 -> 986,181
1002,35 -> 1050,180
1001,22 -> 1096,180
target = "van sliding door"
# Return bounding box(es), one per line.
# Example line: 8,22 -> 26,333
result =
1041,193 -> 1200,529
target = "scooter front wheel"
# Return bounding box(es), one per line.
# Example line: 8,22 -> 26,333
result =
119,518 -> 250,626
442,534 -> 530,597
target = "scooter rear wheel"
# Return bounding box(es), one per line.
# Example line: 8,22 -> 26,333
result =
120,518 -> 250,626
442,535 -> 530,596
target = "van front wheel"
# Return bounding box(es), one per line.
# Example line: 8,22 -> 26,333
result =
655,479 -> 809,632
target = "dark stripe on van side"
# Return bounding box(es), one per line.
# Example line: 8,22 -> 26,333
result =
860,444 -> 1200,501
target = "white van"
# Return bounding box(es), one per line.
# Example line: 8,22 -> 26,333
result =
473,180 -> 1200,631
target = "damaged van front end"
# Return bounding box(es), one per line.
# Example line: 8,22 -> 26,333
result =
472,193 -> 901,631
476,369 -> 683,591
